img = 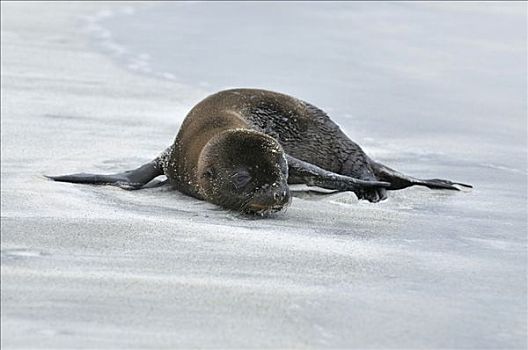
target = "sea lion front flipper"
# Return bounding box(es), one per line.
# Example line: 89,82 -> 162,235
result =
46,159 -> 164,190
285,155 -> 390,201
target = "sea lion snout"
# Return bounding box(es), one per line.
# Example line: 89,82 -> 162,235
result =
246,182 -> 290,215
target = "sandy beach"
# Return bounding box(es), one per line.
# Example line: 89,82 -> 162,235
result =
1,2 -> 526,349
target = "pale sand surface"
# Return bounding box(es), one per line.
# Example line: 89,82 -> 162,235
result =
1,2 -> 526,349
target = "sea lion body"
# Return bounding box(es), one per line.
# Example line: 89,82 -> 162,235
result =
166,89 -> 376,196
49,88 -> 471,214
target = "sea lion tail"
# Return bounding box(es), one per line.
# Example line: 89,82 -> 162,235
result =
369,160 -> 472,191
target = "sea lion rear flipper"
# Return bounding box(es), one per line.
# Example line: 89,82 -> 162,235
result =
286,155 -> 390,196
369,160 -> 473,191
46,159 -> 164,190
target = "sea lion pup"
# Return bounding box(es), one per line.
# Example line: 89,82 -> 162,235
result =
48,88 -> 471,214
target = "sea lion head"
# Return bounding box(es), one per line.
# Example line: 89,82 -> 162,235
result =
197,129 -> 291,215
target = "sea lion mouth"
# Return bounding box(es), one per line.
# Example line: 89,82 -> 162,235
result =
242,186 -> 291,216
244,202 -> 288,216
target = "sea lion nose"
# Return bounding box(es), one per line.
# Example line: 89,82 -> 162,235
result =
273,188 -> 290,205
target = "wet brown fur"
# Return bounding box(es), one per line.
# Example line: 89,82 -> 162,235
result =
165,88 -> 378,197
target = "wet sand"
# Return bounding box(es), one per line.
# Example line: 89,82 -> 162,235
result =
1,2 -> 526,349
